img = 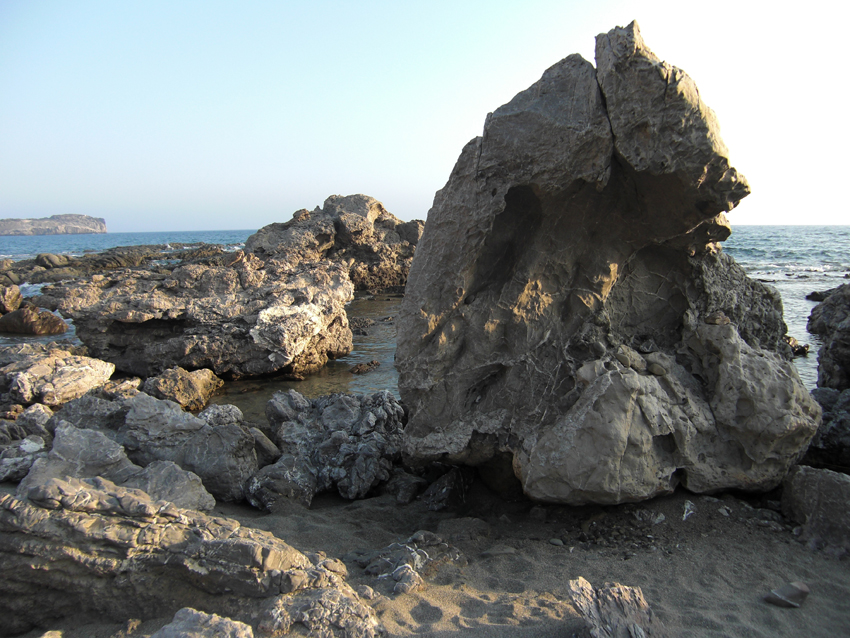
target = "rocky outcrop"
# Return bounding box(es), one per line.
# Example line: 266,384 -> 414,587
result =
0,213 -> 106,236
0,303 -> 69,335
0,285 -> 21,313
35,258 -> 353,379
246,194 -> 424,290
396,22 -> 819,505
247,390 -> 405,510
0,343 -> 115,408
807,283 -> 850,390
0,478 -> 381,636
143,367 -> 224,410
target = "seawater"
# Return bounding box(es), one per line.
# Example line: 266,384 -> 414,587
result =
1,226 -> 848,405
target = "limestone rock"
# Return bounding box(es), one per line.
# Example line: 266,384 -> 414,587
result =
121,461 -> 217,512
0,435 -> 47,482
151,608 -> 254,638
246,194 -> 424,291
0,343 -> 114,407
143,367 -> 224,411
119,393 -> 258,502
807,283 -> 850,390
568,576 -> 665,638
35,260 -> 353,379
0,304 -> 68,335
396,22 -> 816,505
0,477 -> 379,636
0,284 -> 21,313
246,390 -> 405,510
782,465 -> 850,556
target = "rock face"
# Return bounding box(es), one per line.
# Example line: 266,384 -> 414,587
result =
0,213 -> 107,236
396,22 -> 819,505
807,283 -> 850,390
802,387 -> 850,468
36,258 -> 353,379
246,194 -> 424,290
0,478 -> 381,636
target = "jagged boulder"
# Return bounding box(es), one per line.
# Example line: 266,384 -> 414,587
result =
246,194 -> 424,290
808,283 -> 850,390
396,21 -> 818,505
0,478 -> 381,636
0,284 -> 21,313
35,259 -> 353,379
246,390 -> 405,510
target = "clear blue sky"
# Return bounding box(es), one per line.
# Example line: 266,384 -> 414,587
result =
1,1 -> 846,232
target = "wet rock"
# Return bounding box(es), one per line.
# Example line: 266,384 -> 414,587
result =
0,284 -> 22,313
247,390 -> 405,509
245,194 -> 424,291
0,477 -> 378,636
0,304 -> 68,335
142,367 -> 224,411
784,335 -> 810,357
568,576 -> 664,638
807,283 -> 850,390
396,22 -> 817,505
349,359 -> 381,375
35,259 -> 354,380
0,343 -> 115,407
783,465 -> 850,556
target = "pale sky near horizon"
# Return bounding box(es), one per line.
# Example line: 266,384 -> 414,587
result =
0,1 -> 846,232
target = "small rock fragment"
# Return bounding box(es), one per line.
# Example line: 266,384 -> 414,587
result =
764,581 -> 810,608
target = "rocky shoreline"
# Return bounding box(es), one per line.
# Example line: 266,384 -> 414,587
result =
0,214 -> 107,236
1,22 -> 849,638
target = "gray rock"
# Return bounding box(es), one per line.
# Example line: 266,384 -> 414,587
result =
568,576 -> 664,638
15,403 -> 54,442
395,22 -> 817,504
247,390 -> 405,509
35,259 -> 353,379
121,460 -> 216,512
0,436 -> 47,482
807,283 -> 850,390
0,477 -> 379,636
181,422 -> 258,502
248,426 -> 281,468
0,343 -> 114,407
246,194 -> 424,291
119,393 -> 207,466
47,394 -> 129,433
782,465 -> 850,556
142,367 -> 224,411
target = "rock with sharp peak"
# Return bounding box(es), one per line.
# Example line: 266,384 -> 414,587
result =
396,21 -> 818,505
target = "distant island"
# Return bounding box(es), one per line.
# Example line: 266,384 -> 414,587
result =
0,214 -> 107,236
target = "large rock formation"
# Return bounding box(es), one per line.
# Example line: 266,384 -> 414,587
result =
35,257 -> 353,379
807,283 -> 850,391
246,194 -> 424,290
396,22 -> 819,505
0,213 -> 107,236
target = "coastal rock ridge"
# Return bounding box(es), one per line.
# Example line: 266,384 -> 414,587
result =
396,21 -> 820,505
0,214 -> 107,236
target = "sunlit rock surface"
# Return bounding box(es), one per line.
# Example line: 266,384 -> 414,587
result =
396,21 -> 819,504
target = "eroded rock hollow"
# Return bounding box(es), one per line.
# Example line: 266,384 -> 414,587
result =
396,21 -> 820,505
